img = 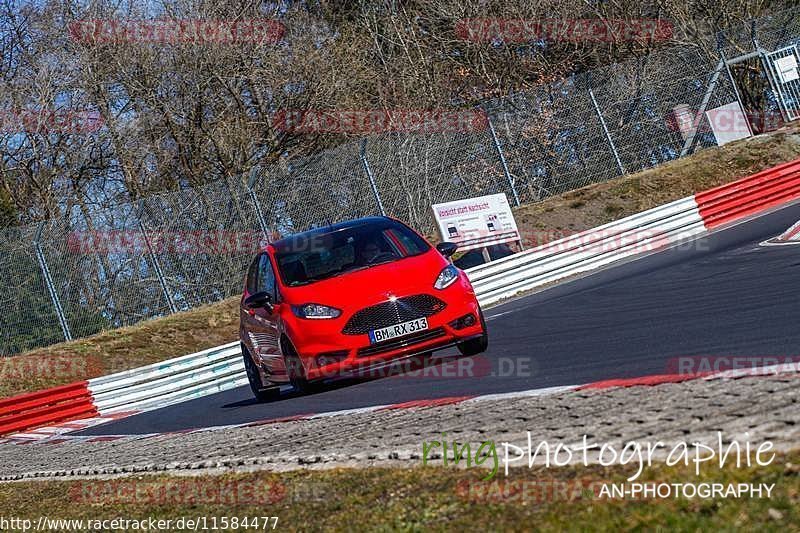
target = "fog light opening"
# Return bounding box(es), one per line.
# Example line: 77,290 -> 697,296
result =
449,313 -> 477,330
316,351 -> 348,367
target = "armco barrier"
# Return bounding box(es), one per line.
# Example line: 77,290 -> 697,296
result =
0,382 -> 96,435
87,342 -> 244,414
466,196 -> 705,306
0,343 -> 246,436
695,158 -> 800,229
2,158 -> 800,437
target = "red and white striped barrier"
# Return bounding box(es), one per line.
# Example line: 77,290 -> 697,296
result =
2,157 -> 800,439
3,361 -> 799,447
0,343 -> 245,440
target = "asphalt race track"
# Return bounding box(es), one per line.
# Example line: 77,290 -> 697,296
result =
77,201 -> 800,436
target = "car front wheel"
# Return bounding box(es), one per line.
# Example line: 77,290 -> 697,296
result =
282,338 -> 315,393
242,345 -> 280,402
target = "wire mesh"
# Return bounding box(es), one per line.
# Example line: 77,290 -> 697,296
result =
3,8 -> 799,356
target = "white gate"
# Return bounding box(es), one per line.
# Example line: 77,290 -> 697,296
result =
766,45 -> 800,120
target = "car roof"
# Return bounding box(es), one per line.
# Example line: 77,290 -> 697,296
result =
269,216 -> 397,251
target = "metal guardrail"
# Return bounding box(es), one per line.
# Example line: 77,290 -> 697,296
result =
88,342 -> 245,415
466,197 -> 705,306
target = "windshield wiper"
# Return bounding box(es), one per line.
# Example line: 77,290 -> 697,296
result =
343,258 -> 397,274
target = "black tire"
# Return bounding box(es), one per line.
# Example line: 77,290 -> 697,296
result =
242,346 -> 280,402
282,338 -> 313,393
457,309 -> 489,357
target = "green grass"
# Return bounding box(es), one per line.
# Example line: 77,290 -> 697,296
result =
1,451 -> 798,531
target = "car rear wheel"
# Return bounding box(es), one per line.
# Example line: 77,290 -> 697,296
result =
457,309 -> 489,357
242,345 -> 280,402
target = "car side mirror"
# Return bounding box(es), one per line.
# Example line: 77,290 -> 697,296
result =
244,291 -> 273,311
436,242 -> 458,257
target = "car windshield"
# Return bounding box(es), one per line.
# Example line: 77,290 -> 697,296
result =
274,220 -> 430,286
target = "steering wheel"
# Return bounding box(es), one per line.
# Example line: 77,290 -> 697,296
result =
369,251 -> 396,263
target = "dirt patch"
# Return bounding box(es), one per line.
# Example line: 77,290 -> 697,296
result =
514,123 -> 800,246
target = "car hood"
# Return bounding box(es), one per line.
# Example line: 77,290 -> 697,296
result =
281,251 -> 449,310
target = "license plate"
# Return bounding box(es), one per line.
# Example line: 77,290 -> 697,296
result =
369,317 -> 428,344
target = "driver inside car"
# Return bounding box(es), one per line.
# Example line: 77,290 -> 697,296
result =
356,240 -> 383,265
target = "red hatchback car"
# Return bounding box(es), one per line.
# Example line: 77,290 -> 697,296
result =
239,216 -> 488,400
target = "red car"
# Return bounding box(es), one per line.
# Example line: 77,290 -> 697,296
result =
239,216 -> 488,400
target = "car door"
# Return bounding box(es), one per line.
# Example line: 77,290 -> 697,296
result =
241,252 -> 283,379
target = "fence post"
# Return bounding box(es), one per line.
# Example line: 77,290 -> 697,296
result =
679,58 -> 724,157
360,138 -> 386,216
33,222 -> 72,342
136,217 -> 177,314
720,49 -> 754,137
247,167 -> 271,240
587,79 -> 626,175
485,111 -> 520,207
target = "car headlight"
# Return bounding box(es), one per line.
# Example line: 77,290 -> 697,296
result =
292,303 -> 342,319
434,264 -> 459,290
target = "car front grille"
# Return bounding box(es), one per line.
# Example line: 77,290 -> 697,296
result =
357,327 -> 446,357
342,294 -> 447,335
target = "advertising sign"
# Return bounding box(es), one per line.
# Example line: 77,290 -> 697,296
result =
432,193 -> 521,251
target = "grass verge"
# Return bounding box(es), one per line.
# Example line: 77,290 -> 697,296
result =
4,125 -> 800,399
0,450 -> 797,531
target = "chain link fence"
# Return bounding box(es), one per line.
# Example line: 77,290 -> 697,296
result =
3,8 -> 800,356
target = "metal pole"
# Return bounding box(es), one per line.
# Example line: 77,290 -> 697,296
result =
33,223 -> 72,342
485,112 -> 520,206
680,58 -> 725,157
360,138 -> 386,216
587,85 -> 626,175
247,167 -> 271,241
720,49 -> 754,137
137,218 -> 177,314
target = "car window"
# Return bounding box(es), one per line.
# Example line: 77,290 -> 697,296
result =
387,227 -> 427,255
246,255 -> 261,294
254,253 -> 277,300
274,220 -> 430,286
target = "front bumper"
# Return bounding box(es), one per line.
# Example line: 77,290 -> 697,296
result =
287,285 -> 484,382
